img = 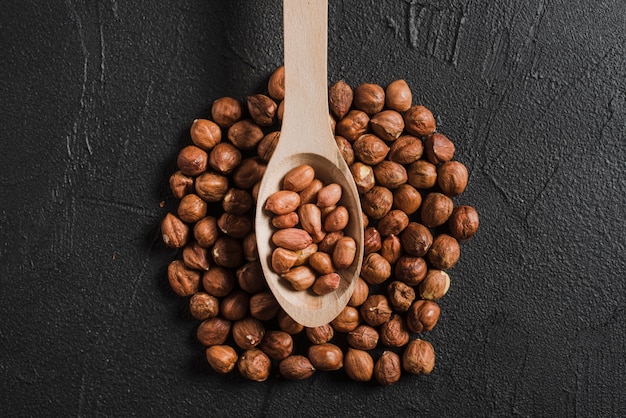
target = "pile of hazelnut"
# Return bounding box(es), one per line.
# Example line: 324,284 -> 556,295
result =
160,66 -> 479,384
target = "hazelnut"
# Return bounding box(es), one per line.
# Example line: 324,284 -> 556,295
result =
402,339 -> 435,375
228,119 -> 264,150
281,265 -> 317,291
177,145 -> 208,176
377,209 -> 409,237
222,188 -> 254,215
167,260 -> 200,297
195,172 -> 229,202
177,193 -> 207,223
374,351 -> 402,385
267,66 -> 285,100
190,118 -> 221,151
279,355 -> 316,380
169,171 -> 194,199
259,330 -> 293,360
205,345 -> 238,374
424,132 -> 455,164
427,234 -> 460,270
161,213 -> 189,249
211,96 -> 242,128
380,234 -> 403,265
393,184 -> 422,215
437,161 -> 468,197
283,164 -> 316,192
308,252 -> 335,275
360,253 -> 391,285
361,186 -> 393,219
277,311 -> 304,335
242,233 -> 258,261
236,261 -> 267,293
406,300 -> 441,333
387,281 -> 416,312
277,100 -> 285,122
336,135 -> 355,165
344,348 -> 374,382
318,230 -> 343,253
348,277 -> 369,307
299,178 -> 324,205
246,94 -> 277,126
404,105 -> 436,137
407,160 -> 437,190
182,241 -> 211,271
331,305 -> 360,332
363,226 -> 382,255
418,270 -> 451,300
264,190 -> 301,215
420,192 -> 453,227
385,79 -> 412,112
353,134 -> 389,165
347,324 -> 379,350
400,222 -> 433,257
448,205 -> 479,241
369,110 -> 405,141
271,247 -> 299,274
257,131 -> 280,162
306,324 -> 334,344
350,162 -> 376,193
249,292 -> 280,321
208,142 -> 242,175
202,266 -> 235,297
272,212 -> 300,229
332,236 -> 357,269
323,206 -> 349,232
238,348 -> 271,382
335,110 -> 370,142
197,317 -> 231,346
308,343 -> 343,371
316,183 -> 343,208
193,216 -> 219,248
217,212 -> 252,238
220,290 -> 249,321
394,255 -> 428,286
312,273 -> 341,295
353,83 -> 385,115
232,157 -> 266,190
388,135 -> 424,164
329,80 -> 353,119
380,314 -> 410,347
211,236 -> 243,268
272,228 -> 313,251
232,317 -> 265,350
373,161 -> 408,189
360,295 -> 392,327
189,292 -> 219,320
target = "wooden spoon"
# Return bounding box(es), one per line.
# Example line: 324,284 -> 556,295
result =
255,0 -> 364,327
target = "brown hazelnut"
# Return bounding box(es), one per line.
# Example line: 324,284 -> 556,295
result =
393,184 -> 422,215
233,157 -> 266,190
238,348 -> 271,382
318,230 -> 343,253
374,350 -> 402,385
400,222 -> 433,257
323,206 -> 349,232
267,66 -> 285,100
247,94 -> 277,126
299,178 -> 324,205
308,252 -> 335,275
208,142 -> 242,175
353,134 -> 389,165
190,118 -> 221,151
353,83 -> 385,115
406,300 -> 441,333
283,164 -> 316,192
380,234 -> 403,265
232,316 -> 265,350
361,186 -> 393,219
257,131 -> 280,162
332,236 -> 357,269
388,135 -> 424,164
193,216 -> 219,248
418,270 -> 451,300
361,253 -> 391,285
282,265 -> 317,291
182,241 -> 211,271
197,317 -> 231,346
202,266 -> 235,297
344,348 -> 374,382
177,193 -> 207,223
242,233 -> 258,261
348,277 -> 369,307
407,160 -> 437,190
222,188 -> 254,215
236,261 -> 267,294
335,110 -> 370,142
279,355 -> 316,380
277,311 -> 304,335
271,247 -> 299,274
404,105 -> 436,137
437,161 -> 468,197
161,213 -> 189,249
272,228 -> 313,251
427,234 -> 460,270
167,260 -> 200,297
360,295 -> 392,327
335,135 -> 355,165
259,330 -> 293,360
350,162 -> 376,193
265,190 -> 301,215
420,192 -> 453,228
424,132 -> 455,164
328,80 -> 354,119
308,343 -> 343,371
205,345 -> 238,374
448,205 -> 479,241
169,171 -> 194,199
277,100 -> 285,122
218,212 -> 252,239
306,324 -> 334,344
249,291 -> 280,321
177,145 -> 208,177
227,119 -> 263,150
385,79 -> 412,112
195,172 -> 229,202
373,161 -> 408,189
220,290 -> 249,321
211,96 -> 242,128
312,273 -> 341,295
380,314 -> 410,347
387,281 -> 416,312
211,236 -> 243,268
370,110 -> 405,141
377,209 -> 409,237
189,292 -> 219,320
317,183 -> 343,208
402,339 -> 435,375
363,227 -> 382,255
346,324 -> 379,350
394,255 -> 428,286
331,305 -> 361,332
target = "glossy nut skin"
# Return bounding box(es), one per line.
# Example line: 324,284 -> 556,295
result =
195,172 -> 229,202
402,339 -> 435,375
267,66 -> 285,100
344,348 -> 374,382
306,324 -> 334,344
418,270 -> 451,300
264,190 -> 301,215
427,234 -> 460,270
190,118 -> 221,151
448,205 -> 479,241
332,236 -> 357,269
329,80 -> 353,119
360,253 -> 391,285
353,83 -> 385,115
161,213 -> 189,249
169,171 -> 194,199
177,145 -> 208,176
211,96 -> 242,128
407,160 -> 437,190
385,79 -> 412,112
205,345 -> 238,374
279,355 -> 316,380
370,110 -> 405,141
330,306 -> 360,332
197,317 -> 231,346
353,134 -> 389,165
238,349 -> 271,382
437,161 -> 468,197
227,119 -> 264,150
404,105 -> 436,137
406,300 -> 441,333
400,222 -> 433,257
420,192 -> 454,228
232,317 -> 265,350
335,110 -> 369,142
424,132 -> 455,164
360,295 -> 392,327
259,330 -> 293,360
308,343 -> 344,371
167,260 -> 200,297
209,142 -> 242,175
283,164 -> 315,192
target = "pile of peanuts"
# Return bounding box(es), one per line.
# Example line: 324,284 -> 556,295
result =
160,66 -> 479,384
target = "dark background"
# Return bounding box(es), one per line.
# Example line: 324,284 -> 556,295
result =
1,0 -> 625,416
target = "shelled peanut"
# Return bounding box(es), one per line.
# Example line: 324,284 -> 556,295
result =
160,65 -> 478,385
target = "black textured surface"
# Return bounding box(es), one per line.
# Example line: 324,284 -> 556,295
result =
2,1 -> 625,416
